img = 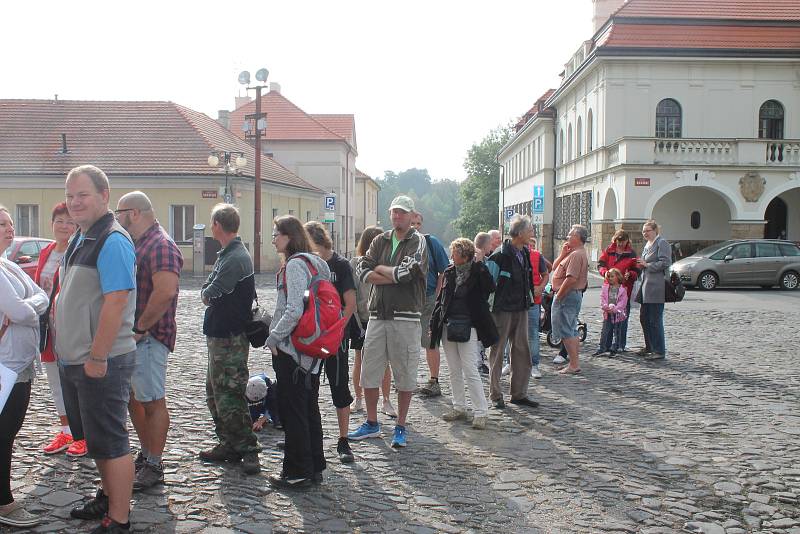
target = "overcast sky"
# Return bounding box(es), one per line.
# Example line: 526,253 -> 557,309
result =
1,0 -> 593,182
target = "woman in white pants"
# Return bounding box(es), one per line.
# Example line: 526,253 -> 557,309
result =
429,238 -> 498,429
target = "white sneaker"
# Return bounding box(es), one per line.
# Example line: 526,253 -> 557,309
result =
382,399 -> 397,418
501,364 -> 511,376
352,398 -> 364,412
531,365 -> 542,379
553,355 -> 567,365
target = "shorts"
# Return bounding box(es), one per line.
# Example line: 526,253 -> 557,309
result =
551,290 -> 583,340
362,319 -> 420,392
60,351 -> 135,460
350,319 -> 368,351
420,294 -> 437,348
324,338 -> 354,409
132,336 -> 169,402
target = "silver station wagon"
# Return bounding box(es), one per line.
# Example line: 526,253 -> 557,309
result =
672,239 -> 800,290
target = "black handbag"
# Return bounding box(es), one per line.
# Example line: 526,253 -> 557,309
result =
39,275 -> 60,353
446,317 -> 471,343
665,271 -> 685,303
242,296 -> 271,348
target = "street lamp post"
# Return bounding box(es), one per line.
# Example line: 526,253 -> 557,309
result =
239,68 -> 269,273
207,151 -> 247,204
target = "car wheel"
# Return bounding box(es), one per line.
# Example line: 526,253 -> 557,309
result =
698,271 -> 718,290
546,331 -> 561,348
780,270 -> 799,291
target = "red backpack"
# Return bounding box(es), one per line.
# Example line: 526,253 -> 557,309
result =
281,255 -> 348,359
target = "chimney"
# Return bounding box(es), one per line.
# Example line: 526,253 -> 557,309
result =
235,96 -> 252,110
269,82 -> 281,94
592,0 -> 627,33
217,110 -> 230,130
264,152 -> 274,158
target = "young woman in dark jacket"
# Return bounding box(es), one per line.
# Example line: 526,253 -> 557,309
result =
429,238 -> 497,429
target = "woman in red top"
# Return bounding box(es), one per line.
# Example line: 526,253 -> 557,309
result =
597,230 -> 640,352
33,203 -> 86,457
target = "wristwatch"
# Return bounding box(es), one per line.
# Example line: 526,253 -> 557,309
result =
133,326 -> 147,335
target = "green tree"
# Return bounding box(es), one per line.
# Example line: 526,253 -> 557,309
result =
455,125 -> 513,240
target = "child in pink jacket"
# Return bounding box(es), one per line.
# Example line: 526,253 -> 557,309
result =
593,268 -> 628,356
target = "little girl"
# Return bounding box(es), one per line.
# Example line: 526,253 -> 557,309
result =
594,268 -> 628,356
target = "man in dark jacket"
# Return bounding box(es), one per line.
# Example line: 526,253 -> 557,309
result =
485,216 -> 539,409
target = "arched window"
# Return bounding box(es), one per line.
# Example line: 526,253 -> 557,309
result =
567,123 -> 573,161
576,117 -> 583,157
759,100 -> 784,139
587,109 -> 593,152
559,129 -> 564,164
655,98 -> 682,138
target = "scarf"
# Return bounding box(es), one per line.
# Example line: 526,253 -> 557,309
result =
455,260 -> 473,287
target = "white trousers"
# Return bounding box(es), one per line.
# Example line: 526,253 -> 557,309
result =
442,327 -> 488,417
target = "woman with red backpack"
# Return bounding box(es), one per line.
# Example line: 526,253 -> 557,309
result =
596,230 -> 640,352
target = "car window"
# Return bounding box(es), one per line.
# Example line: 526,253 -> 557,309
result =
710,246 -> 732,260
17,240 -> 41,259
730,244 -> 752,259
779,244 -> 800,257
756,243 -> 781,258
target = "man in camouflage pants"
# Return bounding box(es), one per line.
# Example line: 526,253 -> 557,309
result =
198,204 -> 260,475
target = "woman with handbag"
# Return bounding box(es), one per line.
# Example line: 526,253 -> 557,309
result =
597,230 -> 640,352
429,238 -> 497,430
636,220 -> 671,360
0,206 -> 49,528
33,202 -> 87,457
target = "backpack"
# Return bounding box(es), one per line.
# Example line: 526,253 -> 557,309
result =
281,255 -> 349,359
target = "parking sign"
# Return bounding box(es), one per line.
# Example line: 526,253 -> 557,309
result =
533,185 -> 545,199
505,208 -> 515,220
325,195 -> 336,211
533,197 -> 544,213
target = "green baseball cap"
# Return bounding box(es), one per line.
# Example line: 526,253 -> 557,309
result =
389,195 -> 415,213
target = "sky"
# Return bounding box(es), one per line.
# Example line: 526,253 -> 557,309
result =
1,0 -> 593,182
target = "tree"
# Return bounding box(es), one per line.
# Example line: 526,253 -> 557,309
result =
455,125 -> 513,240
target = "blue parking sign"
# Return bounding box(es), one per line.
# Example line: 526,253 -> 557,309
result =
505,208 -> 515,220
325,195 -> 336,211
533,197 -> 544,213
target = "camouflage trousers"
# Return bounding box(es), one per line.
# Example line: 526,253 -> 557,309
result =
206,334 -> 260,454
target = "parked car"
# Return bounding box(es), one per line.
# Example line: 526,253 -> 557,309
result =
2,237 -> 54,278
672,239 -> 800,290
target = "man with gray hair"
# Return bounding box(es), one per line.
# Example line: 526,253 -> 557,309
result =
485,215 -> 539,409
550,224 -> 589,374
115,192 -> 183,491
488,229 -> 502,255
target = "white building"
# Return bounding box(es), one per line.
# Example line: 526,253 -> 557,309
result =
499,0 -> 800,264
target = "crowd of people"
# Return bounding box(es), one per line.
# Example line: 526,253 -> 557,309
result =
0,167 -> 673,529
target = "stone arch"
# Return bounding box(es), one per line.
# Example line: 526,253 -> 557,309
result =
757,181 -> 800,240
651,186 -> 733,245
644,175 -> 742,221
602,187 -> 618,220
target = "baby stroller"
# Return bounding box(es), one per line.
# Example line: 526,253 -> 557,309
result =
539,283 -> 587,348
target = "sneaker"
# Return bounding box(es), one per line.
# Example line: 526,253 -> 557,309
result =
531,365 -> 542,379
133,462 -> 164,491
492,398 -> 506,409
635,347 -> 652,356
352,397 -> 364,413
89,516 -> 130,533
645,352 -> 666,361
510,397 -> 540,408
391,425 -> 407,448
337,438 -> 355,463
66,439 -> 88,457
382,399 -> 398,418
478,363 -> 490,375
0,501 -> 41,528
471,416 -> 488,430
591,349 -> 608,357
442,409 -> 467,422
418,379 -> 441,397
268,474 -> 312,490
241,452 -> 261,475
198,443 -> 241,463
553,355 -> 567,365
501,364 -> 511,376
133,451 -> 146,473
70,488 -> 108,520
347,421 -> 381,440
43,431 -> 73,454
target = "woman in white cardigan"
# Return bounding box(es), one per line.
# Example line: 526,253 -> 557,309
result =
0,206 -> 48,528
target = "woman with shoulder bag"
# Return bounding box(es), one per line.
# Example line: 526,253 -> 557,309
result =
0,206 -> 49,528
429,238 -> 497,430
597,230 -> 640,352
636,220 -> 671,360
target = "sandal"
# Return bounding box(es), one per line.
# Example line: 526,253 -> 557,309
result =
558,367 -> 582,375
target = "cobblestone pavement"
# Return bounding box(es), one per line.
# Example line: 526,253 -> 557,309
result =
6,275 -> 800,534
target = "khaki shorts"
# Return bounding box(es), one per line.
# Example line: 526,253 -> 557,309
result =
419,294 -> 437,348
361,319 -> 420,392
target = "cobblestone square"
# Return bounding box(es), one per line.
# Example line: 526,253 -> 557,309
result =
6,276 -> 800,533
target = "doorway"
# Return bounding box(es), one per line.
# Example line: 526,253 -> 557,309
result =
764,197 -> 787,239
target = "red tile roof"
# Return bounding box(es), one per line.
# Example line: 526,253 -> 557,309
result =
614,0 -> 800,21
0,99 -> 320,192
599,23 -> 800,49
228,91 -> 356,151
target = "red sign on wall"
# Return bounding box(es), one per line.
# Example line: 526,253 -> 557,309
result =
202,190 -> 218,198
634,177 -> 651,187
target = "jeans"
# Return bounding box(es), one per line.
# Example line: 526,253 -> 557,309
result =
528,305 -> 541,367
618,299 -> 631,349
640,303 -> 666,355
599,318 -> 623,352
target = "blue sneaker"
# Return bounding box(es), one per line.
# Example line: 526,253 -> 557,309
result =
347,421 -> 380,441
391,425 -> 407,448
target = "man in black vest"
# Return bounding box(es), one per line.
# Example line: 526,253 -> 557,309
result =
485,216 -> 539,409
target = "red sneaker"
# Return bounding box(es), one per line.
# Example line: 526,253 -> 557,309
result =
66,439 -> 88,457
43,432 -> 73,454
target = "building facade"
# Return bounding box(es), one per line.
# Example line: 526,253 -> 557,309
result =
354,169 -> 380,243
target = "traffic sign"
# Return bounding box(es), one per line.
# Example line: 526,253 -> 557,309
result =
533,197 -> 544,213
533,213 -> 544,224
504,208 -> 515,220
324,195 -> 336,211
533,185 -> 545,198
323,211 -> 336,223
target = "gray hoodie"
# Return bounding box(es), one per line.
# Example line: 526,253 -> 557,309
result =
267,253 -> 331,373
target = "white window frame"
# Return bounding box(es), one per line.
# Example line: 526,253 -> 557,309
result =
15,204 -> 39,237
169,204 -> 195,244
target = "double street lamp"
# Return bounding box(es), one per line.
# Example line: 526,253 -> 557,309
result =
207,150 -> 247,204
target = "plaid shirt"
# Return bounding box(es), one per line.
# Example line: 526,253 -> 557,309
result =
135,221 -> 183,351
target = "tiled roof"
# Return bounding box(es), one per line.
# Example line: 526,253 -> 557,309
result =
311,114 -> 356,148
228,91 -> 355,150
614,0 -> 800,21
0,99 -> 321,192
599,23 -> 800,49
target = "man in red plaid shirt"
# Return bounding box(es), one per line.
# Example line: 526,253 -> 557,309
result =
115,192 -> 183,491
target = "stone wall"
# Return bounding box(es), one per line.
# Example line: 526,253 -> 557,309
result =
730,222 -> 766,239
